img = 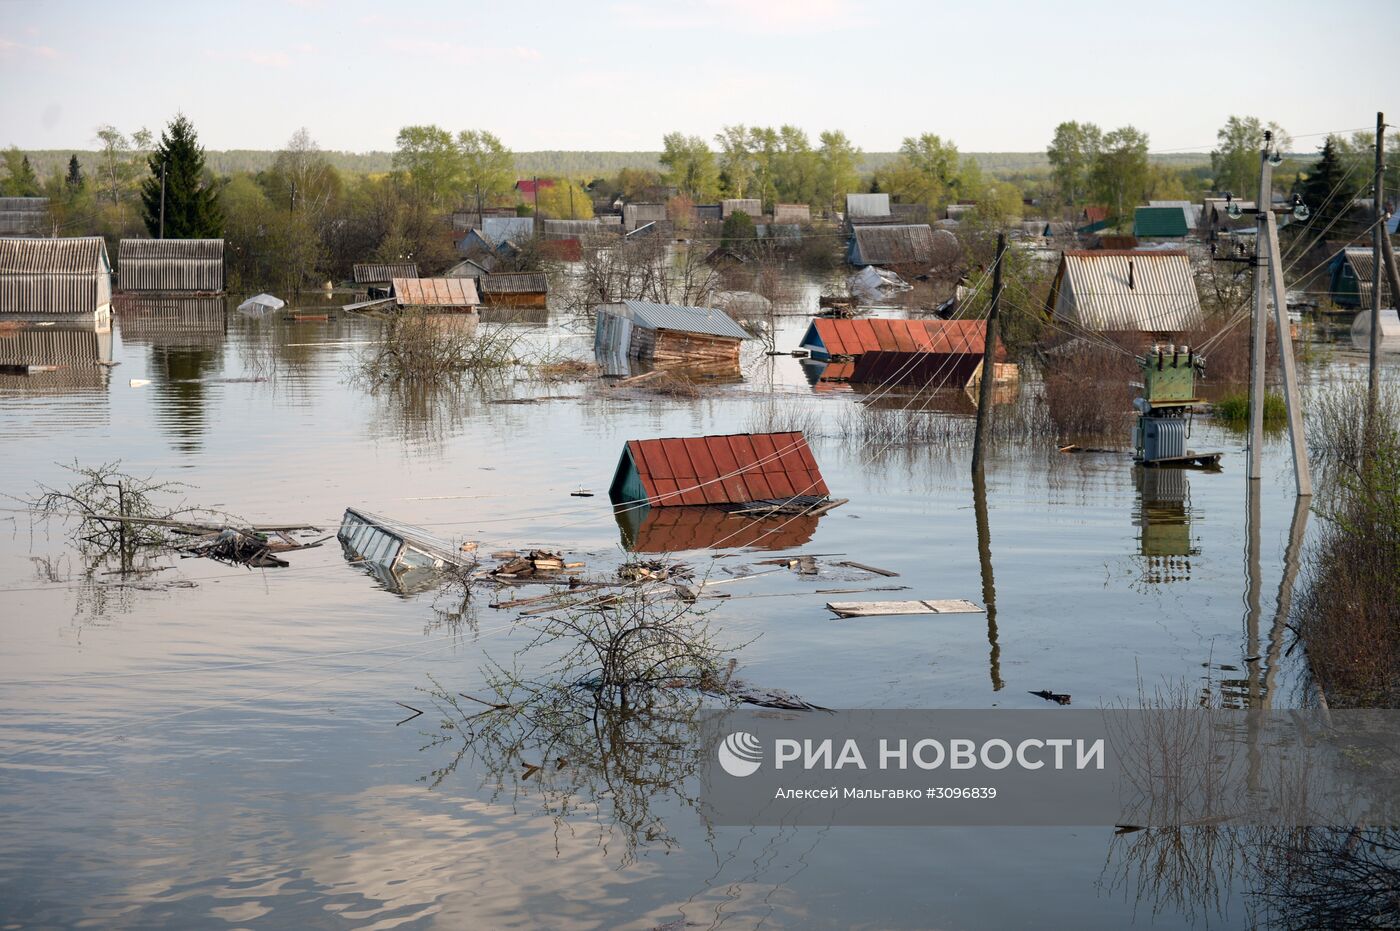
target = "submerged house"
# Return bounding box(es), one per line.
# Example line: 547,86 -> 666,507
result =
478,272 -> 549,308
622,202 -> 667,232
1046,250 -> 1204,335
0,197 -> 50,237
847,224 -> 937,267
118,238 -> 225,294
772,203 -> 812,224
391,277 -> 480,312
0,236 -> 112,317
610,432 -> 829,508
799,318 -> 999,387
845,193 -> 891,221
337,508 -> 475,595
1327,247 -> 1391,310
594,298 -> 749,371
482,216 -> 534,245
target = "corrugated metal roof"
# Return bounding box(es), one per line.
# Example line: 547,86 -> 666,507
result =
772,204 -> 811,224
722,198 -> 762,218
540,218 -> 602,238
614,299 -> 750,339
622,203 -> 667,231
354,262 -> 418,284
118,239 -> 224,292
803,318 -> 992,358
850,224 -> 937,266
617,432 -> 828,506
481,216 -> 534,244
1338,247 -> 1392,308
479,272 -> 548,294
0,197 -> 50,237
1133,206 -> 1191,238
1051,250 -> 1204,332
849,350 -> 987,388
392,277 -> 480,308
0,237 -> 111,314
1083,206 -> 1110,223
846,193 -> 890,218
443,259 -> 492,279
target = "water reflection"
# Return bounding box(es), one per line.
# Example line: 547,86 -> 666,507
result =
616,503 -> 822,552
0,315 -> 112,399
1133,466 -> 1197,584
118,297 -> 229,454
972,469 -> 1004,691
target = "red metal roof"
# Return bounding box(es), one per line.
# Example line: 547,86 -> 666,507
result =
515,179 -> 557,195
625,432 -> 828,507
809,318 -> 991,358
1083,206 -> 1110,223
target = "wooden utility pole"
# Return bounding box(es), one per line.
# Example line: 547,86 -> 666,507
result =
971,232 -> 1006,473
1247,140 -> 1272,481
1368,112 -> 1386,423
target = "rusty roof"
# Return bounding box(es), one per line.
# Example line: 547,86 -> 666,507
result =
617,432 -> 828,507
392,277 -> 480,307
803,318 -> 990,357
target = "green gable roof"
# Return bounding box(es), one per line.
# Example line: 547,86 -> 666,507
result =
1133,206 -> 1189,238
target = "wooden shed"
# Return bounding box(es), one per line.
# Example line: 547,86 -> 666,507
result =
478,272 -> 548,308
391,277 -> 480,312
847,224 -> 937,267
1328,247 -> 1390,310
594,298 -> 749,370
118,238 -> 225,293
0,236 -> 112,317
622,203 -> 667,232
773,203 -> 812,224
609,432 -> 829,508
799,318 -> 999,387
722,198 -> 762,219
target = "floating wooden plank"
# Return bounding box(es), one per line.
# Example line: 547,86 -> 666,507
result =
826,599 -> 983,618
836,560 -> 900,577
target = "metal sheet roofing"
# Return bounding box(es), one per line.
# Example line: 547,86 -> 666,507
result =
1132,206 -> 1191,238
845,193 -> 890,218
0,197 -> 50,236
722,198 -> 762,218
392,277 -> 480,308
118,239 -> 224,292
617,432 -> 828,506
353,262 -> 418,283
802,318 -> 991,358
479,272 -> 548,294
1338,247 -> 1392,308
772,203 -> 811,224
540,218 -> 602,238
0,237 -> 111,314
609,299 -> 750,340
481,216 -> 534,244
1050,250 -> 1204,332
849,224 -> 937,266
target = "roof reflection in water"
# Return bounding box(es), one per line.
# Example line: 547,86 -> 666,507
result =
615,503 -> 821,553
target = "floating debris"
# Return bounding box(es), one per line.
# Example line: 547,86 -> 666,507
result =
826,599 -> 984,618
1029,690 -> 1072,706
180,527 -> 323,568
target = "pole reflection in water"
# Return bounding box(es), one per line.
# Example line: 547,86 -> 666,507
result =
1262,494 -> 1310,710
972,468 -> 1003,692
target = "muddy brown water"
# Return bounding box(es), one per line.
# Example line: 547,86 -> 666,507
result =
0,288 -> 1391,928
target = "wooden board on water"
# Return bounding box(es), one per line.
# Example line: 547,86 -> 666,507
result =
826,599 -> 983,617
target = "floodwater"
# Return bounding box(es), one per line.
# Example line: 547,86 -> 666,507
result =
0,284 -> 1391,929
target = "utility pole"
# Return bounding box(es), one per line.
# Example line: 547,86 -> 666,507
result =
533,175 -> 540,221
1368,112 -> 1386,425
1247,137 -> 1272,481
971,232 -> 1005,473
158,159 -> 167,239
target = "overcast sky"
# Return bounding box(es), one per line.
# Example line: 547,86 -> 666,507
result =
2,0 -> 1396,154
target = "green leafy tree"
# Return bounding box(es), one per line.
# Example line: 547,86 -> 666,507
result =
457,129 -> 514,216
1046,121 -> 1102,208
882,133 -> 965,211
1090,126 -> 1150,224
66,154 -> 83,190
816,130 -> 861,214
535,178 -> 594,219
721,209 -> 756,252
1,149 -> 41,196
659,133 -> 718,200
772,125 -> 818,207
393,125 -> 463,208
715,125 -> 754,197
1211,116 -> 1290,199
140,114 -> 223,237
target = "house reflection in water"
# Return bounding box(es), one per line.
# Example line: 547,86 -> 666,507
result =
615,504 -> 821,553
1133,466 -> 1197,583
0,315 -> 113,396
117,296 -> 227,454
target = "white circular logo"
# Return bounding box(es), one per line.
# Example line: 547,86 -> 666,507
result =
718,731 -> 763,777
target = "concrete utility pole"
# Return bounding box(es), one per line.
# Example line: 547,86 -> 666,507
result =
1369,112 -> 1386,424
971,232 -> 1005,474
1247,139 -> 1272,481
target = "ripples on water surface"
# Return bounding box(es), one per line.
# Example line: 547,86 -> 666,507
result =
0,290 -> 1388,928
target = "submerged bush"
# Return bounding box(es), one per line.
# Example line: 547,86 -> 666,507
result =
358,310 -> 526,385
1040,343 -> 1136,441
1211,390 -> 1286,429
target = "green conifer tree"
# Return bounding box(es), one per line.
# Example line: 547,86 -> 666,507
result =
141,114 -> 223,238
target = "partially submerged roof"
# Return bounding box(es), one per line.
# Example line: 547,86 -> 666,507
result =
773,203 -> 811,224
1049,250 -> 1204,332
481,216 -> 534,244
118,238 -> 224,292
850,224 -> 937,266
0,236 -> 108,275
0,197 -> 49,237
392,277 -> 481,307
802,318 -> 991,357
846,193 -> 890,218
0,237 -> 111,315
611,432 -> 829,507
600,299 -> 750,340
354,262 -> 418,284
338,508 -> 473,592
479,272 -> 548,294
1335,247 -> 1392,308
722,198 -> 762,218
